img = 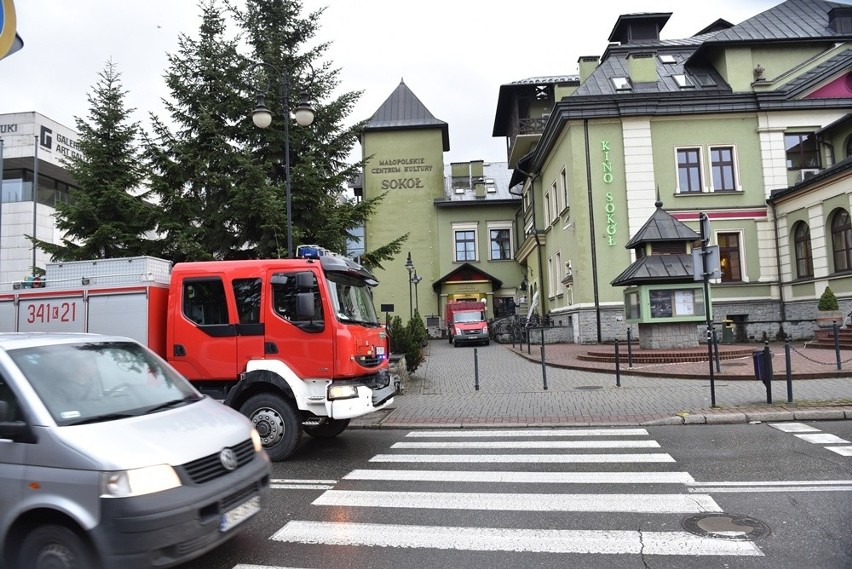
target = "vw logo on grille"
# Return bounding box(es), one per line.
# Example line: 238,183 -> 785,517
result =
220,448 -> 238,471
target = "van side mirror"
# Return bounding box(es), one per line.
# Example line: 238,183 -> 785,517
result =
295,271 -> 315,289
0,401 -> 36,443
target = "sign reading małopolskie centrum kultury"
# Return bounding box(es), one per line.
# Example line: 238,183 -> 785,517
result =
371,157 -> 435,190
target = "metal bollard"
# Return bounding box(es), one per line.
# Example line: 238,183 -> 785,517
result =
474,348 -> 479,391
763,341 -> 773,404
833,321 -> 842,370
626,327 -> 633,368
785,337 -> 793,403
615,340 -> 621,387
540,345 -> 548,390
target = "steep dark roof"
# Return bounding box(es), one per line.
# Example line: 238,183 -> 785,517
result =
688,0 -> 852,63
365,79 -> 450,150
608,13 -> 672,43
693,18 -> 735,36
431,263 -> 503,292
611,254 -> 695,286
624,201 -> 702,249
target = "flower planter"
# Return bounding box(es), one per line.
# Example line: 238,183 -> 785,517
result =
816,310 -> 844,328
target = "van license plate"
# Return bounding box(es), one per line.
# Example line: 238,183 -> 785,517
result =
220,495 -> 260,532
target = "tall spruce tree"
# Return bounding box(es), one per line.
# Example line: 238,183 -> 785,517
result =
144,0 -> 257,261
35,60 -> 156,261
233,0 -> 406,264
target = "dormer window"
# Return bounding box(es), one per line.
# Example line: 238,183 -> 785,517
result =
612,77 -> 632,91
673,74 -> 694,89
694,73 -> 716,87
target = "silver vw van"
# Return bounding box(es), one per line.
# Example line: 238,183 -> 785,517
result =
0,333 -> 271,569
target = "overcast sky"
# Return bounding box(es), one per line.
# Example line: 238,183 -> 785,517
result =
2,0 -> 780,164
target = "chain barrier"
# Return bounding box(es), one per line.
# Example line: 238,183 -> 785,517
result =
788,342 -> 852,366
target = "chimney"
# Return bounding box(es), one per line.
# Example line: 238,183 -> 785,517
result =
829,7 -> 852,32
628,52 -> 657,83
579,56 -> 599,83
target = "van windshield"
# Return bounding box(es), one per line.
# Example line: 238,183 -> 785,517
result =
9,341 -> 201,426
453,311 -> 484,323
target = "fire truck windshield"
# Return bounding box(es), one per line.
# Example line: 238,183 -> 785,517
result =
326,274 -> 380,326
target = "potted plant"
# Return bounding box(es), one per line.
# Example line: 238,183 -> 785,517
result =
816,286 -> 844,328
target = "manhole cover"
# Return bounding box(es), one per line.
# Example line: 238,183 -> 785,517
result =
575,385 -> 603,390
682,513 -> 770,541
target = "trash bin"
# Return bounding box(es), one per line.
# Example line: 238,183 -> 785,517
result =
721,320 -> 735,344
752,350 -> 767,383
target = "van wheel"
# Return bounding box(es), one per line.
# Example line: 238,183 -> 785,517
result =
240,394 -> 301,461
304,418 -> 350,439
19,525 -> 97,569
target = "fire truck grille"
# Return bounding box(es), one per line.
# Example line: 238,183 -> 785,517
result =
354,355 -> 382,367
181,439 -> 255,484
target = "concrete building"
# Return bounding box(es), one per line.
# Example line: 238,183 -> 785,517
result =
490,0 -> 852,343
0,112 -> 80,289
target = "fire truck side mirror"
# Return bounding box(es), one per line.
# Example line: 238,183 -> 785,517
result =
295,292 -> 316,320
295,272 -> 315,289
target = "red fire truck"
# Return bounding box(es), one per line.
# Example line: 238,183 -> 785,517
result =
0,247 -> 394,460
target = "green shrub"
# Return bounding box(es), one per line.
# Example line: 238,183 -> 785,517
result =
818,286 -> 839,311
388,314 -> 425,375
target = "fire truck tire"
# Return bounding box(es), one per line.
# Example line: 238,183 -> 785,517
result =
240,394 -> 302,461
304,418 -> 350,439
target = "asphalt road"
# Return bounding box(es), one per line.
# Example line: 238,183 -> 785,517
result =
178,421 -> 852,569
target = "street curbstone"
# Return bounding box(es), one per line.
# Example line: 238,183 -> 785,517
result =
705,412 -> 747,424
682,414 -> 707,424
641,416 -> 683,426
744,411 -> 795,422
793,409 -> 847,421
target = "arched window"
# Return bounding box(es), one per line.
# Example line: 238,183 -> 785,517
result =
830,209 -> 852,273
794,222 -> 813,279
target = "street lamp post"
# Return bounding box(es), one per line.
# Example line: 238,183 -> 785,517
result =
405,251 -> 414,319
411,270 -> 422,313
251,63 -> 316,258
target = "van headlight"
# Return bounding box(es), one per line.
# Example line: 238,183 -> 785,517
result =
100,465 -> 181,497
327,384 -> 358,400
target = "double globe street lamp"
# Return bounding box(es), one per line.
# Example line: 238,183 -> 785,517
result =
250,62 -> 316,258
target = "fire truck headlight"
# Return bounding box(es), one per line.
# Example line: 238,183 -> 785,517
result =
328,385 -> 359,400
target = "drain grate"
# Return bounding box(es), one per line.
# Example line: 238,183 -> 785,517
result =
682,513 -> 770,541
575,385 -> 604,390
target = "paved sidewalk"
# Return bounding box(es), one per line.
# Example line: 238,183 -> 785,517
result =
351,339 -> 852,429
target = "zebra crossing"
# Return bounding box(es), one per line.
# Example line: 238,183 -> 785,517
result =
251,427 -> 765,565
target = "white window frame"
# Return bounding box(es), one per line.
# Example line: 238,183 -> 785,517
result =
560,167 -> 569,212
551,180 -> 559,218
452,223 -> 479,263
674,146 -> 706,194
487,222 -> 513,261
543,190 -> 551,227
714,229 -> 748,283
555,251 -> 563,295
708,144 -> 741,192
547,256 -> 555,298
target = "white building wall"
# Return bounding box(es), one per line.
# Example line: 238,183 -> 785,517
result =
1,112 -> 79,290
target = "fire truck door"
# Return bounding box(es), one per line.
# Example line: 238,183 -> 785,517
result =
171,277 -> 238,380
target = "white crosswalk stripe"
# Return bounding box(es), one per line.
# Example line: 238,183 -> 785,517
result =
271,521 -> 763,556
267,428 -> 765,560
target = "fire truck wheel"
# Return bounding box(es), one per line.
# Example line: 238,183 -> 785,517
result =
304,418 -> 350,439
240,394 -> 302,461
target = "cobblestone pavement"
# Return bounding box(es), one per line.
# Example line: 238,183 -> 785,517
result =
351,339 -> 852,429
